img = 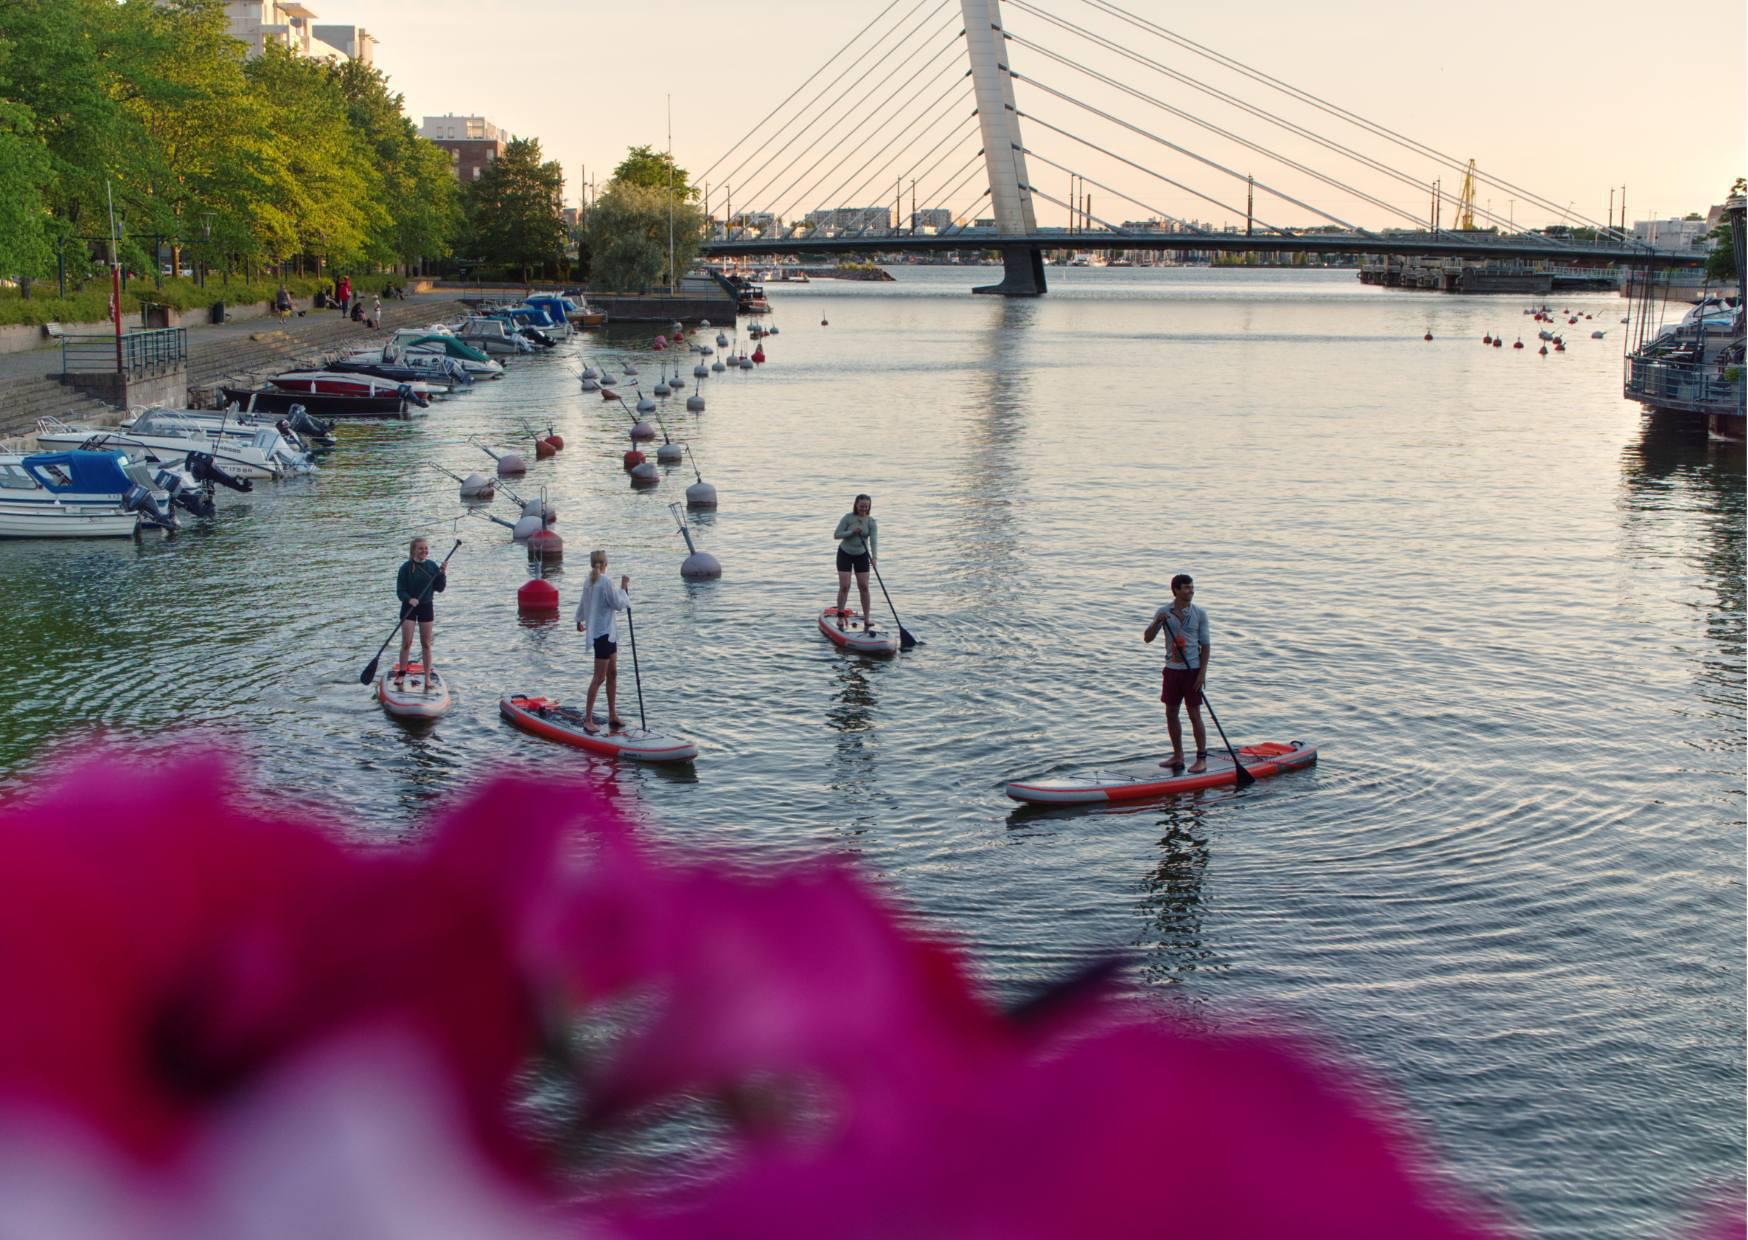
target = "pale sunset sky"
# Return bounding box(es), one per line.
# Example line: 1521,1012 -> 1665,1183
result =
335,0 -> 1744,232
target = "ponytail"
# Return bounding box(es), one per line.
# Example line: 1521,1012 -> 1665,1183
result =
587,548 -> 606,586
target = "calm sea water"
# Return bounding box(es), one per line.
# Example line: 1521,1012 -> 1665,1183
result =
0,267 -> 1740,1235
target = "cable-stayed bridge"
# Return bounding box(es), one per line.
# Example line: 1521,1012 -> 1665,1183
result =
696,0 -> 1704,295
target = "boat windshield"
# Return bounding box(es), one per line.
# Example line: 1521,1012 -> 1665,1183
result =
0,462 -> 37,490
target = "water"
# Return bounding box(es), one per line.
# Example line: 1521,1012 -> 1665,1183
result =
0,268 -> 1740,1235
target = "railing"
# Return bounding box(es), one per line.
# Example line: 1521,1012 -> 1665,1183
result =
1623,355 -> 1747,418
59,328 -> 187,377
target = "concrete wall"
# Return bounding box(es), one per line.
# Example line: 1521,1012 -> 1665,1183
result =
0,300 -> 273,356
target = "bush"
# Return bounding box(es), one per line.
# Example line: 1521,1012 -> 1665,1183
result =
0,274 -> 400,326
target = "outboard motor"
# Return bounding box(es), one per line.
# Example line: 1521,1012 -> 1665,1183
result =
122,483 -> 179,531
398,383 -> 430,410
444,358 -> 473,386
157,469 -> 215,518
285,406 -> 336,447
185,450 -> 253,493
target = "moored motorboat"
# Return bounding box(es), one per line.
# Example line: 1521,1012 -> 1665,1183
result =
41,411 -> 310,480
0,450 -> 177,538
220,385 -> 420,420
268,370 -> 444,402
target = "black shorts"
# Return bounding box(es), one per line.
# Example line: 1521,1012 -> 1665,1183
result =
1161,666 -> 1203,711
837,548 -> 871,573
403,598 -> 435,623
593,635 -> 618,660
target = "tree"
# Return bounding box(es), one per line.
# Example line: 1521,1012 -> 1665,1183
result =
581,180 -> 704,292
464,137 -> 565,281
612,144 -> 694,200
1703,176 -> 1745,285
331,59 -> 457,271
0,33 -> 54,284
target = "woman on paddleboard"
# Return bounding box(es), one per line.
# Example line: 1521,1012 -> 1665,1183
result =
394,537 -> 449,689
1143,573 -> 1210,773
833,493 -> 878,632
575,549 -> 630,733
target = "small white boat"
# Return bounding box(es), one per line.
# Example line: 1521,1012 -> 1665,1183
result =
459,317 -> 535,356
0,450 -> 176,538
39,412 -> 310,481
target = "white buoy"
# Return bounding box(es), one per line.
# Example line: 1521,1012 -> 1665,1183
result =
581,377 -> 600,391
637,394 -> 656,413
682,450 -> 716,507
671,501 -> 721,575
716,333 -> 729,347
521,499 -> 557,523
693,364 -> 709,377
687,393 -> 705,412
623,362 -> 639,376
511,512 -> 544,540
712,360 -> 726,373
582,365 -> 599,379
630,421 -> 656,441
700,318 -> 711,327
671,320 -> 684,334
459,471 -> 494,498
700,345 -> 714,356
670,374 -> 686,390
768,325 -> 780,336
600,372 -> 617,386
654,380 -> 671,397
629,461 -> 661,485
657,441 -> 682,464
739,356 -> 755,370
496,452 -> 526,476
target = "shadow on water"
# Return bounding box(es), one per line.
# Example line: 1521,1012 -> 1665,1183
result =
1619,415 -> 1746,684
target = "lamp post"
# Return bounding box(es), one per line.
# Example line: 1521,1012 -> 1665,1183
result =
200,213 -> 213,288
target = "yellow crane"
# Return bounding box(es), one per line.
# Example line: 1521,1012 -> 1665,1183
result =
1456,159 -> 1478,230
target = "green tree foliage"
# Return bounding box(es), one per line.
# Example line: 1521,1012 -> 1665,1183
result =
1704,176 -> 1745,285
0,0 -> 457,287
463,137 -> 565,280
582,180 -> 705,292
612,144 -> 694,199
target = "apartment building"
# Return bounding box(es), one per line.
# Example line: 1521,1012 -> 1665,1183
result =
419,115 -> 508,182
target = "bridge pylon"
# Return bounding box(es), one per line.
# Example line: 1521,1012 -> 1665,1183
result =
962,0 -> 1045,296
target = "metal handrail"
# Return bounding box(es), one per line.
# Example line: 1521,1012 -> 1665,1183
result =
59,328 -> 188,376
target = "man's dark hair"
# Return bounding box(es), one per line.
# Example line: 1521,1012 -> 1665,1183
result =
1171,573 -> 1193,591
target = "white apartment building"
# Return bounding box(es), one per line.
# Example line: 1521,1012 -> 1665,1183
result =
223,0 -> 368,62
1631,217 -> 1710,251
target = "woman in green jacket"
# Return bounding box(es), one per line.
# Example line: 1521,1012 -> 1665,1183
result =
833,493 -> 877,632
394,536 -> 449,687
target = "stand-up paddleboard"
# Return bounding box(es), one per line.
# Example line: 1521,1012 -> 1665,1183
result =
499,694 -> 697,763
818,607 -> 899,656
1006,741 -> 1317,805
377,663 -> 452,719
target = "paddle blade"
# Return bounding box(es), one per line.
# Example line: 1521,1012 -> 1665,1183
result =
1234,763 -> 1258,790
898,625 -> 919,650
358,656 -> 380,686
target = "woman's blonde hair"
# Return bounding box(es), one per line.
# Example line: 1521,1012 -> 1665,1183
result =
588,548 -> 606,585
409,536 -> 428,553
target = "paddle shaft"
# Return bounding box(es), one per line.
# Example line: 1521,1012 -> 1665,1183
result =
1160,610 -> 1254,788
360,541 -> 459,684
869,560 -> 918,650
625,604 -> 647,730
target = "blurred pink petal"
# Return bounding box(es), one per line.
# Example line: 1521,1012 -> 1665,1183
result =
0,1037 -> 576,1240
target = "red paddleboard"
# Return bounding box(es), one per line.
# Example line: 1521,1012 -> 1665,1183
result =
1006,741 -> 1317,804
499,694 -> 697,762
818,607 -> 898,656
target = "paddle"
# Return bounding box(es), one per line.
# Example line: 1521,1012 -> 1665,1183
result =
870,560 -> 919,650
624,605 -> 647,731
1160,610 -> 1253,788
359,540 -> 459,685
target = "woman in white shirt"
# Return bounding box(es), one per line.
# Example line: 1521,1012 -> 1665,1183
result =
575,549 -> 631,733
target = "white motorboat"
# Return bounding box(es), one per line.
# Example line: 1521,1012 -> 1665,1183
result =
39,411 -> 311,480
0,450 -> 176,538
459,317 -> 535,356
268,370 -> 450,402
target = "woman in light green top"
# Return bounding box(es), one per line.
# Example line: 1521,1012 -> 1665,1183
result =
833,493 -> 878,632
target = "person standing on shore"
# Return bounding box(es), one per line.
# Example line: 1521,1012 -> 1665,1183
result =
336,274 -> 352,319
833,493 -> 878,632
394,537 -> 449,691
1143,574 -> 1210,772
575,550 -> 630,733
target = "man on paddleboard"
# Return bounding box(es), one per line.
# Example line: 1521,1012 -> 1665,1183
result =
394,537 -> 449,690
1144,574 -> 1210,772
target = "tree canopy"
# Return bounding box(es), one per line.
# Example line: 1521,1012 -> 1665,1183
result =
582,179 -> 704,292
612,144 -> 695,200
0,0 -> 459,290
461,137 -> 566,281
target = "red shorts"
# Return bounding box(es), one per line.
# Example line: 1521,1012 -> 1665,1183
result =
1161,667 -> 1203,711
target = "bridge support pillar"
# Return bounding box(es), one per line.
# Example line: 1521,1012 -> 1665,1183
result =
974,245 -> 1047,296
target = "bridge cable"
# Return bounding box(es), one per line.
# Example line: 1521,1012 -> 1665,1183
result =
699,0 -> 916,187
1073,0 -> 1621,238
1022,148 -> 1200,234
880,118 -> 987,232
770,41 -> 972,226
1019,110 -> 1282,230
820,84 -> 982,231
732,3 -> 960,217
1017,78 -> 1353,231
1005,27 -> 1449,235
914,151 -> 992,234
1025,185 -> 1135,236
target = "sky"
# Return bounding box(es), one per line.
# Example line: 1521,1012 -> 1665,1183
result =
337,0 -> 1745,233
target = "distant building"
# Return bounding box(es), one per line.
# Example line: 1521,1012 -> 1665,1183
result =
311,23 -> 374,64
909,208 -> 952,232
223,1 -> 356,61
1632,217 -> 1710,251
805,207 -> 890,234
420,115 -> 507,182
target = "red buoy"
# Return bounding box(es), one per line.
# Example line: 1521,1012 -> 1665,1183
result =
1483,334 -> 1492,344
517,577 -> 560,614
534,439 -> 556,459
623,448 -> 646,469
545,432 -> 564,450
752,345 -> 766,363
602,388 -> 619,400
1423,332 -> 1433,342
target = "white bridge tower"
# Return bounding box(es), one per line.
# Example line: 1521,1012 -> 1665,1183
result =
961,0 -> 1045,295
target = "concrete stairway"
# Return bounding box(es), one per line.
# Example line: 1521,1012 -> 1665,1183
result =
0,378 -> 135,446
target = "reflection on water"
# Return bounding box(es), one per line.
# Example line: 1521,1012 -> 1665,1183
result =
1136,802 -> 1219,989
